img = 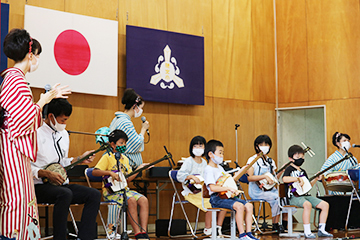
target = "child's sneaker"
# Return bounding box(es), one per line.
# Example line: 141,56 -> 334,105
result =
305,233 -> 316,239
317,230 -> 333,237
246,232 -> 259,240
204,228 -> 211,236
239,233 -> 252,240
109,232 -> 121,239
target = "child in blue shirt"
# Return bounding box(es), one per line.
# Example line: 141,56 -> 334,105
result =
203,140 -> 257,240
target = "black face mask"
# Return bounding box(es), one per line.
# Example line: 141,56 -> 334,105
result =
294,158 -> 304,167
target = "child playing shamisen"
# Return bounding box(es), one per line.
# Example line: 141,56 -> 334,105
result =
203,140 -> 257,240
282,145 -> 333,238
93,129 -> 150,240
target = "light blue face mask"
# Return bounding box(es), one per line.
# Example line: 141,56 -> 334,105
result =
211,153 -> 223,164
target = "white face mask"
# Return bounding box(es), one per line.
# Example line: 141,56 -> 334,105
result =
192,148 -> 204,157
50,115 -> 66,132
211,153 -> 223,165
341,141 -> 351,151
259,146 -> 270,155
29,56 -> 39,73
134,107 -> 143,118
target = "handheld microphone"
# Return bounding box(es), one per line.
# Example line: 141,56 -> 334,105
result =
43,84 -> 52,119
141,116 -> 150,135
44,84 -> 51,93
352,144 -> 360,148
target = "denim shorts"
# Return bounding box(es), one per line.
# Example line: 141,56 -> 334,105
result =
289,195 -> 322,208
210,193 -> 246,210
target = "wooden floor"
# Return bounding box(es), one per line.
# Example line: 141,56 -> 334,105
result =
95,226 -> 360,240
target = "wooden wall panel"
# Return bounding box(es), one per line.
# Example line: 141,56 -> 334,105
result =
251,0 -> 276,103
253,102 -> 277,158
276,0 -> 308,103
125,0 -> 167,30
135,101 -> 170,164
26,0 -> 64,11
213,98 -> 255,167
168,97 -> 214,162
306,0 -> 360,101
212,0 -> 253,101
65,0 -> 118,20
167,0 -> 213,97
320,99 -> 360,157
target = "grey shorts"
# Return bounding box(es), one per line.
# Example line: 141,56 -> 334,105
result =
289,195 -> 322,208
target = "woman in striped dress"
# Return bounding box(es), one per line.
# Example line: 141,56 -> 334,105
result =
0,29 -> 70,240
109,88 -> 149,169
320,132 -> 358,195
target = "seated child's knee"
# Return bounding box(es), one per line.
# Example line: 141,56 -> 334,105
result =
245,203 -> 253,211
128,197 -> 137,205
303,201 -> 312,209
233,202 -> 244,211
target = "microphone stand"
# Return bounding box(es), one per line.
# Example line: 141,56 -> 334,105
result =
344,147 -> 357,166
235,124 -> 240,166
114,152 -> 129,240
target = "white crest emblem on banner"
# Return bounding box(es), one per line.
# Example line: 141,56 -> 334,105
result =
150,45 -> 184,89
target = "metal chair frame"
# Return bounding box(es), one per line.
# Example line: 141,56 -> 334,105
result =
84,167 -> 120,240
168,170 -> 200,238
345,169 -> 360,231
201,183 -> 237,240
38,204 -> 78,240
237,176 -> 268,234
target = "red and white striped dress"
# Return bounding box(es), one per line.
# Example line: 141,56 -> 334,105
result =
0,68 -> 42,240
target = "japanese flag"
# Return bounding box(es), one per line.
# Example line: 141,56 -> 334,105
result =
24,5 -> 118,96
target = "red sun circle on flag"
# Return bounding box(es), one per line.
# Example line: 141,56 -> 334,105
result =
54,30 -> 91,75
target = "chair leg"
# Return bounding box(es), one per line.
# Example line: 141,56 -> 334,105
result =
194,208 -> 200,233
212,211 -> 217,240
345,191 -> 354,231
99,209 -> 112,240
68,207 -> 78,237
45,205 -> 49,237
230,211 -> 236,240
279,207 -> 301,237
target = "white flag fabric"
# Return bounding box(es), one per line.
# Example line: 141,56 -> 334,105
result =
24,5 -> 118,96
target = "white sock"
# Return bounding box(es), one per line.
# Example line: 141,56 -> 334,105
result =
303,224 -> 311,235
319,223 -> 326,232
217,226 -> 222,235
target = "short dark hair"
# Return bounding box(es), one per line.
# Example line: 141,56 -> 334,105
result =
3,28 -> 42,62
189,135 -> 206,158
204,139 -> 224,161
332,132 -> 351,148
108,129 -> 128,143
288,145 -> 305,159
254,135 -> 272,153
46,99 -> 72,118
121,88 -> 144,110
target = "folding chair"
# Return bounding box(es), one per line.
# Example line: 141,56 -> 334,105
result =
84,167 -> 119,240
238,174 -> 267,233
278,183 -> 301,237
201,183 -> 237,240
38,204 -> 78,240
345,169 -> 360,231
168,170 -> 200,238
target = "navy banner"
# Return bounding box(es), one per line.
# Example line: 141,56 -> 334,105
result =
0,3 -> 9,77
126,25 -> 204,105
